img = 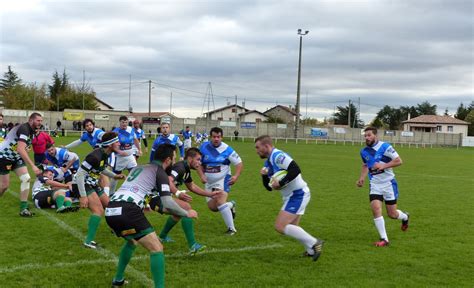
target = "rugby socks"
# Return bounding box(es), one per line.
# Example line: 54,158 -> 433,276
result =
181,217 -> 196,248
396,210 -> 408,221
218,203 -> 235,231
20,201 -> 28,211
283,224 -> 317,255
64,200 -> 72,207
374,216 -> 388,241
150,251 -> 165,288
109,179 -> 118,195
226,201 -> 234,209
103,187 -> 110,197
55,195 -> 65,208
85,214 -> 102,244
159,216 -> 178,239
114,241 -> 137,282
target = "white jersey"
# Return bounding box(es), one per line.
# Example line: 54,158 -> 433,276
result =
265,148 -> 308,198
360,141 -> 399,185
200,141 -> 242,184
32,176 -> 51,197
111,164 -> 170,209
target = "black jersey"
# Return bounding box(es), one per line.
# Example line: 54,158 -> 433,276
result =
169,160 -> 193,187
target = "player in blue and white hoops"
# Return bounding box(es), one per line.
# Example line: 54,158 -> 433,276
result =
132,120 -> 148,159
45,143 -> 80,174
150,122 -> 184,162
194,132 -> 202,145
356,127 -> 410,247
182,126 -> 193,151
110,116 -> 141,194
255,135 -> 324,261
198,127 -> 242,235
65,119 -> 104,149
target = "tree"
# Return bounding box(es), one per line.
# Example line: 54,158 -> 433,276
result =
333,102 -> 364,128
444,108 -> 450,116
3,83 -> 51,110
455,102 -> 470,120
264,115 -> 285,124
416,101 -> 437,115
464,110 -> 474,136
369,117 -> 384,129
0,66 -> 22,90
376,105 -> 403,130
399,105 -> 419,120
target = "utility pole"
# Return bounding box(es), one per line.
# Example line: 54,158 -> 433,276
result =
348,99 -> 351,128
234,95 -> 238,123
148,80 -> 152,116
33,81 -> 36,110
82,70 -> 85,111
128,74 -> 132,113
170,91 -> 173,114
295,29 -> 309,138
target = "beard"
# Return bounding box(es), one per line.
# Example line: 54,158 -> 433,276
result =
365,139 -> 375,146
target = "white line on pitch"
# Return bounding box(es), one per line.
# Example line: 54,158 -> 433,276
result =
0,243 -> 284,274
7,190 -> 154,286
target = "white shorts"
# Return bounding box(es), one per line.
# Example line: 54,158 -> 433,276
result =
184,139 -> 192,149
204,175 -> 232,202
109,152 -> 137,173
369,179 -> 398,202
281,186 -> 311,215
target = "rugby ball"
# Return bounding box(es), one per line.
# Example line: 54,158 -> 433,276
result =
270,170 -> 288,187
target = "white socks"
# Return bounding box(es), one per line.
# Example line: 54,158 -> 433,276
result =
397,210 -> 408,221
218,203 -> 235,231
283,224 -> 317,254
374,216 -> 388,241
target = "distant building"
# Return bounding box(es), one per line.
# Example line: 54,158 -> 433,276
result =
204,104 -> 249,121
95,96 -> 114,111
264,105 -> 298,123
239,110 -> 267,123
403,115 -> 469,136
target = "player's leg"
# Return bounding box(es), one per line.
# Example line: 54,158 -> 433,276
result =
52,189 -> 67,212
14,166 -> 33,216
112,239 -> 138,287
384,179 -> 409,231
209,189 -> 237,234
0,173 -> 10,197
159,198 -> 190,242
137,232 -> 165,288
84,191 -> 104,248
99,174 -> 110,197
370,193 -> 389,246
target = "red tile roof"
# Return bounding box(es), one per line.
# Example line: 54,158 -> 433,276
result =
403,115 -> 468,125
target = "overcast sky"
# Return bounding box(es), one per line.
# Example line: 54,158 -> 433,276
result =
1,0 -> 472,122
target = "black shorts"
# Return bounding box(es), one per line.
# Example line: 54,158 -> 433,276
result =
369,194 -> 397,205
33,190 -> 54,209
0,158 -> 26,175
71,183 -> 104,198
105,202 -> 154,241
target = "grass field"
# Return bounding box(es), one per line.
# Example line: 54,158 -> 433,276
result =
0,136 -> 473,287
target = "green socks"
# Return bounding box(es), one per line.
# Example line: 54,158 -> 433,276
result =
159,216 -> 178,239
150,252 -> 165,288
55,195 -> 65,208
181,217 -> 196,248
64,200 -> 72,207
85,214 -> 101,244
114,241 -> 137,282
20,201 -> 28,211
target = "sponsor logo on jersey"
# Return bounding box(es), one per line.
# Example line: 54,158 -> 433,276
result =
275,154 -> 286,165
205,166 -> 221,173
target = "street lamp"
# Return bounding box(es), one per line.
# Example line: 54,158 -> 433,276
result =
294,28 -> 309,138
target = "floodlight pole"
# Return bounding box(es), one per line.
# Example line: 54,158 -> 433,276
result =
295,29 -> 309,139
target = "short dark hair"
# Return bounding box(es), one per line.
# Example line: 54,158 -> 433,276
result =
185,147 -> 201,159
364,127 -> 378,135
83,118 -> 95,127
102,131 -> 118,143
46,143 -> 55,149
255,135 -> 272,145
0,114 -> 3,118
29,112 -> 42,120
210,127 -> 223,136
185,126 -> 189,128
154,144 -> 176,162
119,116 -> 128,122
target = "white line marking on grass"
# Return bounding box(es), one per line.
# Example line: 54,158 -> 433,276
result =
0,244 -> 284,274
396,171 -> 474,181
7,190 -> 154,286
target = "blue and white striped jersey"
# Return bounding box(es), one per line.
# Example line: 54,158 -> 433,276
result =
200,141 -> 242,184
264,148 -> 307,197
360,141 -> 399,184
113,126 -> 137,152
150,134 -> 184,162
45,147 -> 79,170
80,128 -> 104,148
182,130 -> 193,140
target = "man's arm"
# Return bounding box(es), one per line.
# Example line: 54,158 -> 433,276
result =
373,157 -> 402,171
17,141 -> 40,175
63,152 -> 79,171
65,139 -> 83,149
228,162 -> 243,185
134,138 -> 142,156
185,181 -> 216,197
356,164 -> 369,187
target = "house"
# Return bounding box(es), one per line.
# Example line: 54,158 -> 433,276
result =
131,112 -> 176,124
95,96 -> 114,110
204,104 -> 249,121
239,110 -> 267,123
402,115 -> 469,136
263,105 -> 297,123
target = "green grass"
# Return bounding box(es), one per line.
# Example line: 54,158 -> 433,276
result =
0,137 -> 473,287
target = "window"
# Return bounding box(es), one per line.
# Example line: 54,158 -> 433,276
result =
447,126 -> 453,132
217,117 -> 223,121
231,108 -> 236,113
436,125 -> 442,132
